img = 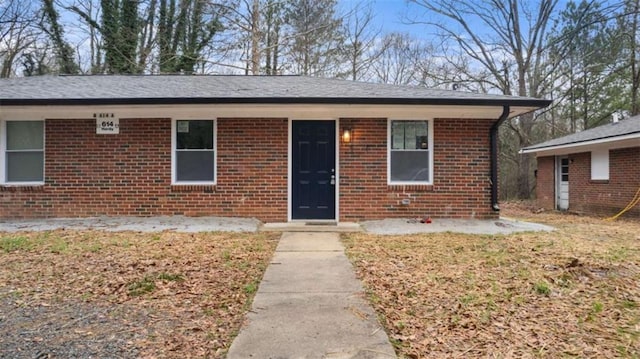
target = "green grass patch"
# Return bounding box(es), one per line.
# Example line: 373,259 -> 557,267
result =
534,281 -> 551,296
156,272 -> 184,282
243,281 -> 258,295
128,276 -> 156,297
0,236 -> 32,252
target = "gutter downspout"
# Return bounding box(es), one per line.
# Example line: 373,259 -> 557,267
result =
490,106 -> 510,211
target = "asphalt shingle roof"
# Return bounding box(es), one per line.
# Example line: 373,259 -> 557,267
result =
523,115 -> 640,151
0,75 -> 550,107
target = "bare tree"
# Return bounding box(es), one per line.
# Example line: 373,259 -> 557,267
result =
340,1 -> 383,81
408,0 -> 560,199
0,0 -> 40,77
284,0 -> 343,76
372,32 -> 428,85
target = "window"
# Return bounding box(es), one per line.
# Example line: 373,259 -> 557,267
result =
2,120 -> 45,184
172,120 -> 216,184
388,120 -> 433,184
591,149 -> 609,180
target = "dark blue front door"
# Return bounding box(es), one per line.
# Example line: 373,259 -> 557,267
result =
292,121 -> 336,220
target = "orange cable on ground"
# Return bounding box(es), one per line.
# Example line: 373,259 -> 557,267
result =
604,186 -> 640,221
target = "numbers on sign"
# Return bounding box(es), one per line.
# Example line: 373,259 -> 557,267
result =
101,121 -> 115,127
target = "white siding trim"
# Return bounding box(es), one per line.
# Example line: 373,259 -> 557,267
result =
171,119 -> 217,185
0,119 -> 45,186
288,119 -> 338,222
387,119 -> 434,185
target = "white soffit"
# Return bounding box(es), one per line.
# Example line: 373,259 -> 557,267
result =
0,104 -> 537,121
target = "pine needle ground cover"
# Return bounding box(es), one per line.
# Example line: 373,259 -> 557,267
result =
344,205 -> 640,358
0,231 -> 279,358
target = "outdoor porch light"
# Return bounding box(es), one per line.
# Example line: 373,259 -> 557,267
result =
342,128 -> 352,143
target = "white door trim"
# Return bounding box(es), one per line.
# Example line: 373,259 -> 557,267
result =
556,155 -> 569,210
287,118 -> 339,222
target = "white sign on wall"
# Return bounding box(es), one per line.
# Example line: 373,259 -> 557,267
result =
94,113 -> 119,134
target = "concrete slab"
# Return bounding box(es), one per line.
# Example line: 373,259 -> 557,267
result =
261,222 -> 363,233
227,232 -> 397,359
361,217 -> 554,235
0,216 -> 260,233
277,232 -> 345,251
231,293 -> 395,358
260,252 -> 362,293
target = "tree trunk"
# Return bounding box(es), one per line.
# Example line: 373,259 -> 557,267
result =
250,0 -> 260,74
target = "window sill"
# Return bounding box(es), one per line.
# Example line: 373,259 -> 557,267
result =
170,185 -> 216,193
0,184 -> 45,192
589,179 -> 610,184
388,184 -> 434,192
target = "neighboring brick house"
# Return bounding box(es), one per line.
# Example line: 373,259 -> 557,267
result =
522,115 -> 640,218
0,75 -> 549,222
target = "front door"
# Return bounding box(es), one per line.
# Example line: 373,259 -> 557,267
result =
556,156 -> 569,210
291,120 -> 336,220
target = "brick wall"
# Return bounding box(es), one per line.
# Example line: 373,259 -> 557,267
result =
535,148 -> 640,218
0,118 -> 288,221
339,118 -> 497,220
570,148 -> 640,217
1,117 -> 500,221
535,156 -> 556,209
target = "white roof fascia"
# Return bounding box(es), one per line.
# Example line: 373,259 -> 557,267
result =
0,104 -> 538,121
520,132 -> 640,156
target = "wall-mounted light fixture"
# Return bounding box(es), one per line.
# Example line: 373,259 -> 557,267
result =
342,128 -> 352,143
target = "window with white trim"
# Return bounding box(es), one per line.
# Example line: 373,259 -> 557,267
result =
388,120 -> 433,184
2,120 -> 45,184
591,149 -> 609,180
172,120 -> 216,184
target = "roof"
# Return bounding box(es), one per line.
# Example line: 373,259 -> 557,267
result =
0,75 -> 550,108
521,115 -> 640,155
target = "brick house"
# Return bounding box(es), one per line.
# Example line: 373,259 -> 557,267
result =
522,115 -> 640,218
0,75 -> 550,222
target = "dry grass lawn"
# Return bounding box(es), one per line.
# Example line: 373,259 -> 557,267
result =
344,204 -> 640,358
0,230 -> 279,358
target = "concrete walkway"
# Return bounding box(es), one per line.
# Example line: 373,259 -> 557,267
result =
227,232 -> 397,359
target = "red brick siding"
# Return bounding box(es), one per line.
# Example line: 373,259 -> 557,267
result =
2,117 -> 499,221
535,156 -> 556,209
0,118 -> 288,221
570,148 -> 640,217
535,148 -> 640,218
339,118 -> 497,220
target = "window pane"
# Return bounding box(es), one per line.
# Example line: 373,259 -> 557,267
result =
7,152 -> 44,182
391,121 -> 404,149
177,120 -> 213,149
391,121 -> 428,150
7,121 -> 44,150
390,151 -> 429,182
176,151 -> 214,181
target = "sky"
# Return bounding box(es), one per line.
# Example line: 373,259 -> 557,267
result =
338,0 -> 428,38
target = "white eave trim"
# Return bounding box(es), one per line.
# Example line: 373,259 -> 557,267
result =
520,132 -> 640,156
0,103 -> 539,121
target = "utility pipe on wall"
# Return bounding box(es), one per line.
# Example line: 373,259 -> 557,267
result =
490,106 -> 510,211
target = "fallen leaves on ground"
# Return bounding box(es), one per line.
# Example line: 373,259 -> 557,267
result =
0,230 -> 279,358
344,204 -> 640,358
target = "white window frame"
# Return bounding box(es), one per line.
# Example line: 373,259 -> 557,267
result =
0,119 -> 45,186
387,119 -> 434,185
591,149 -> 610,180
171,119 -> 217,185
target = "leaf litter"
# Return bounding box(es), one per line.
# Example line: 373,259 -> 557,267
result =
0,230 -> 279,358
343,203 -> 640,358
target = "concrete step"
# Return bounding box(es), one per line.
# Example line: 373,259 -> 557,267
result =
260,222 -> 362,233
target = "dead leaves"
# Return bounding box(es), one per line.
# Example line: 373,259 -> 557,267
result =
344,211 -> 640,358
0,230 -> 279,358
